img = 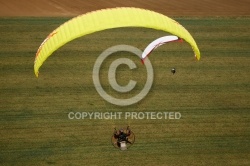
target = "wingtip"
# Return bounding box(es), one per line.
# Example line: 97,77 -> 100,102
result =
35,71 -> 39,78
195,54 -> 200,61
141,58 -> 145,65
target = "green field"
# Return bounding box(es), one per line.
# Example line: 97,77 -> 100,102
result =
1,17 -> 250,165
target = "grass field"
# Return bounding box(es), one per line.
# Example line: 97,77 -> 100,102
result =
0,17 -> 250,165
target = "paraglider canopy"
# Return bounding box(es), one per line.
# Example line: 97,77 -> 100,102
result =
34,7 -> 200,77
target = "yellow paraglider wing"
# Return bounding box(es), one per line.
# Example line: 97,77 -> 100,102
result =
34,7 -> 200,77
